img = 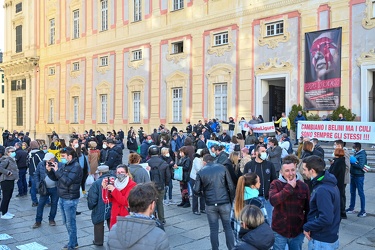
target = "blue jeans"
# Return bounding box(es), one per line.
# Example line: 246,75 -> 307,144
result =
36,187 -> 59,223
259,196 -> 273,226
206,203 -> 234,250
308,239 -> 339,250
164,179 -> 173,200
30,175 -> 38,203
17,168 -> 28,195
273,232 -> 304,250
59,198 -> 79,249
349,175 -> 366,213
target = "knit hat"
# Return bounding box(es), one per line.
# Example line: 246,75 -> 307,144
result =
30,141 -> 39,149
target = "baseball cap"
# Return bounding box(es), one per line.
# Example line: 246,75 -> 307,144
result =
96,165 -> 109,174
43,153 -> 55,161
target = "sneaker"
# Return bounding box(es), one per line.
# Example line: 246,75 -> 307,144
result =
5,212 -> 14,218
45,203 -> 51,207
49,220 -> 56,226
1,213 -> 13,220
163,200 -> 169,205
62,243 -> 79,250
76,211 -> 81,215
200,210 -> 206,214
169,199 -> 178,205
32,202 -> 39,207
16,194 -> 23,197
32,222 -> 41,229
345,208 -> 355,214
358,212 -> 367,217
193,211 -> 201,215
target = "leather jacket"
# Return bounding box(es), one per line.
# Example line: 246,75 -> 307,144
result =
193,162 -> 235,206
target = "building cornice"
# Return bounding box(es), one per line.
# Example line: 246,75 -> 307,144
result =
0,57 -> 39,77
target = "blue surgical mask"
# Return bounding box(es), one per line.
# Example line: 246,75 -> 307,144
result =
210,152 -> 216,157
351,149 -> 356,152
148,140 -> 153,144
61,158 -> 68,164
43,149 -> 48,153
10,152 -> 16,158
310,176 -> 314,181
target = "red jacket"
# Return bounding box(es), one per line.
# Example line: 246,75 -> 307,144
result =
269,178 -> 310,238
102,179 -> 137,229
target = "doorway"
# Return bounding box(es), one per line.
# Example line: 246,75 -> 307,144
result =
269,84 -> 286,122
370,72 -> 375,122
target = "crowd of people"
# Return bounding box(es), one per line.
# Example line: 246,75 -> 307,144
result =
0,117 -> 370,250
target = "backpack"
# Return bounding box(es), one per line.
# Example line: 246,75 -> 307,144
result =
287,141 -> 293,154
150,161 -> 164,191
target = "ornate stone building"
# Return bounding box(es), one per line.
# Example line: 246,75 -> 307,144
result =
1,0 -> 375,141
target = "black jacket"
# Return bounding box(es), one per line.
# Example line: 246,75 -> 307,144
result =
234,223 -> 275,250
28,149 -> 45,176
243,160 -> 277,199
215,151 -> 229,165
177,156 -> 191,182
15,148 -> 28,169
193,162 -> 235,206
99,148 -> 109,164
196,140 -> 207,150
329,157 -> 346,193
47,158 -> 83,200
218,134 -> 231,143
313,144 -> 325,160
87,172 -> 112,224
105,146 -> 123,170
147,156 -> 171,187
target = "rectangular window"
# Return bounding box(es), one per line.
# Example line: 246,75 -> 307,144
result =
49,18 -> 55,45
49,67 -> 55,75
100,56 -> 108,66
15,2 -> 22,13
173,0 -> 184,10
214,32 -> 229,46
16,97 -> 23,126
133,91 -> 141,123
72,62 -> 80,71
48,98 -> 54,123
101,0 -> 108,31
171,41 -> 183,54
1,85 -> 4,94
73,9 -> 80,39
134,0 -> 142,21
100,94 -> 108,123
16,25 -> 22,53
266,21 -> 284,37
73,96 -> 79,123
1,99 -> 4,108
172,88 -> 182,123
132,50 -> 142,61
214,83 -> 227,121
372,0 -> 375,18
11,79 -> 26,91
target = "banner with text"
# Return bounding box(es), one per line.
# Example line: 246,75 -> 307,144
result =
297,121 -> 375,143
243,122 -> 276,133
206,140 -> 230,154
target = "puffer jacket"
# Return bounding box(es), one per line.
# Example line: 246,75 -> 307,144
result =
34,160 -> 60,184
87,172 -> 112,225
107,215 -> 170,250
350,149 -> 367,177
193,162 -> 235,206
47,158 -> 83,199
0,156 -> 19,182
233,223 -> 275,250
177,156 -> 191,182
105,146 -> 123,170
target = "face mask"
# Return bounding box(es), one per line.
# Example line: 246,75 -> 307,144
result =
102,144 -> 107,149
210,152 -> 216,157
74,144 -> 79,149
116,173 -> 127,182
166,153 -> 170,157
61,158 -> 68,164
43,149 -> 48,153
259,152 -> 267,160
148,140 -> 153,144
352,149 -> 356,152
22,146 -> 27,150
331,153 -> 335,157
310,176 -> 315,181
10,152 -> 16,158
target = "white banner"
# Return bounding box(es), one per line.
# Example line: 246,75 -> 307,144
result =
244,122 -> 276,133
297,121 -> 375,143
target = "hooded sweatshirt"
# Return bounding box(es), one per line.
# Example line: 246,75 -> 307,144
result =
303,171 -> 341,243
233,223 -> 275,250
107,215 -> 169,250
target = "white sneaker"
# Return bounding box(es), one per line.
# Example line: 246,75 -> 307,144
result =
5,212 -> 14,218
169,199 -> 178,205
1,213 -> 13,220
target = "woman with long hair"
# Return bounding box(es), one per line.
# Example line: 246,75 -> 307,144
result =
231,173 -> 268,244
174,146 -> 191,208
229,136 -> 240,154
229,151 -> 241,182
69,138 -> 90,195
128,153 -> 150,184
101,164 -> 137,229
329,148 -> 347,218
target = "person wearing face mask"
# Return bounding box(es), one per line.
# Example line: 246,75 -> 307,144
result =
99,140 -> 109,164
243,145 -> 277,226
107,182 -> 170,250
102,164 -> 137,229
128,153 -> 150,184
269,155 -> 310,250
28,141 -> 46,207
189,149 -> 208,215
218,130 -> 231,143
0,146 -> 19,219
140,135 -> 154,163
46,147 -> 83,250
160,147 -> 177,205
15,142 -> 28,198
104,139 -> 123,171
95,130 -> 106,150
231,173 -> 268,244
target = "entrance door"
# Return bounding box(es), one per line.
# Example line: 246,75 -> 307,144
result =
268,82 -> 286,122
370,72 -> 375,122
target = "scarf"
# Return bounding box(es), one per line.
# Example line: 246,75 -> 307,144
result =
114,176 -> 129,191
244,186 -> 259,200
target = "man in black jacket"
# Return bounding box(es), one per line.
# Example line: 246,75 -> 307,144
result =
193,154 -> 235,250
104,139 -> 123,171
47,147 -> 83,250
147,146 -> 170,225
15,142 -> 28,197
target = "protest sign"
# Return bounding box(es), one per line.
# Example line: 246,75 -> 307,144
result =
297,121 -> 375,143
206,140 -> 230,154
48,150 -> 61,162
244,122 -> 276,134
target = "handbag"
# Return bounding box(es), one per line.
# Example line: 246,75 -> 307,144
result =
86,174 -> 95,185
173,166 -> 183,181
38,180 -> 48,196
